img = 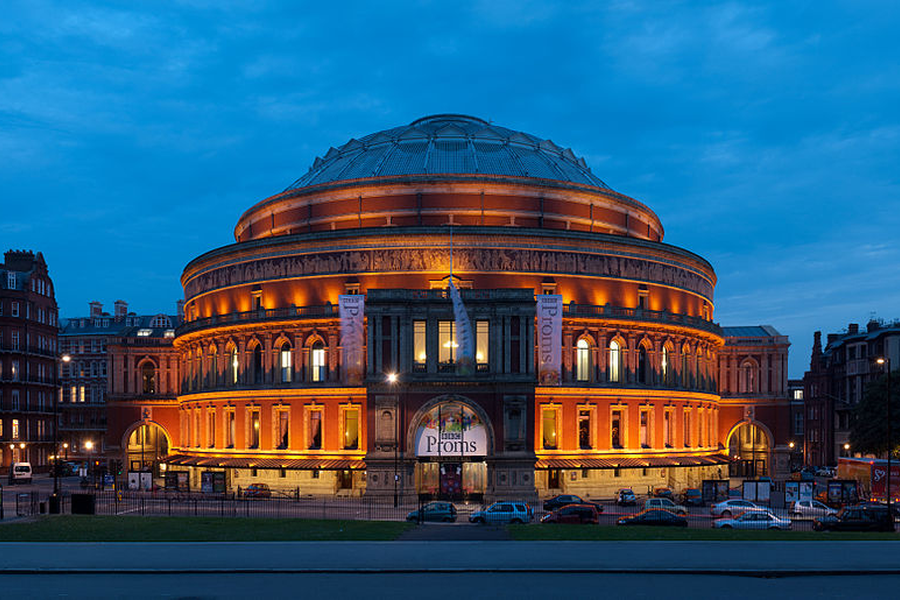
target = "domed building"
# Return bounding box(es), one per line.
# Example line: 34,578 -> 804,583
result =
144,114 -> 765,500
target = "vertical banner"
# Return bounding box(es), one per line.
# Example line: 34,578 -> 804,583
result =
339,295 -> 365,385
538,294 -> 562,385
448,281 -> 475,375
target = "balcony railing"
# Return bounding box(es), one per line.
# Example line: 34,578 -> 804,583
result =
176,305 -> 338,336
563,304 -> 722,336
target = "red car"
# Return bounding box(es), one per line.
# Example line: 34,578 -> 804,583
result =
242,483 -> 271,498
540,504 -> 600,524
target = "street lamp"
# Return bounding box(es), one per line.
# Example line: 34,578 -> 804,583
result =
85,440 -> 94,489
386,373 -> 399,507
876,356 -> 893,526
53,353 -> 71,501
843,442 -> 851,456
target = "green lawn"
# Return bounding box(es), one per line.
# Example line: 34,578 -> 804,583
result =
0,516 -> 413,542
509,524 -> 900,541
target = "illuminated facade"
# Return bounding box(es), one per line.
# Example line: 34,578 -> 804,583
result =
122,115 -> 790,499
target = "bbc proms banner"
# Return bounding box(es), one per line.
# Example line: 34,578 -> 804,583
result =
537,294 -> 562,385
339,295 -> 365,385
414,402 -> 487,457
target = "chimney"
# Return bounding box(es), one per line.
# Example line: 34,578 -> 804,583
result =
89,301 -> 103,318
176,299 -> 185,317
848,323 -> 859,335
811,331 -> 823,370
867,319 -> 880,333
114,300 -> 128,319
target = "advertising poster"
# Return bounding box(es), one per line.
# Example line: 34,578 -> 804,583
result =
537,294 -> 562,385
339,295 -> 365,385
415,402 -> 487,457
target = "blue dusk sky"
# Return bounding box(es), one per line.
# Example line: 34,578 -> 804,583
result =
2,1 -> 898,377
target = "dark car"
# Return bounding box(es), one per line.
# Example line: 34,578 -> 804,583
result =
681,488 -> 704,507
616,488 -> 638,506
406,501 -> 458,523
813,505 -> 894,532
540,504 -> 600,525
542,494 -> 603,513
617,508 -> 688,527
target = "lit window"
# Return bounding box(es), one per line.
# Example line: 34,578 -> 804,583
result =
343,406 -> 359,450
311,341 -> 326,382
208,410 -> 216,448
228,347 -> 239,386
137,329 -> 152,337
684,409 -> 692,446
664,410 -> 673,447
640,409 -> 651,447
542,407 -> 558,450
662,346 -> 670,384
413,320 -> 427,366
226,410 -> 235,448
476,321 -> 489,367
280,343 -> 292,383
576,338 -> 591,382
578,408 -> 592,450
611,409 -> 623,448
439,321 -> 457,364
12,419 -> 19,439
249,409 -> 260,448
608,340 -> 621,383
277,409 -> 289,449
308,407 -> 323,450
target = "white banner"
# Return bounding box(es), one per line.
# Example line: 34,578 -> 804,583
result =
448,280 -> 475,375
537,294 -> 562,385
415,402 -> 487,457
339,295 -> 365,385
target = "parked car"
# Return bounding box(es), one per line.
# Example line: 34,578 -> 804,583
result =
469,501 -> 533,524
542,494 -> 603,512
814,505 -> 894,532
681,488 -> 704,507
644,497 -> 688,515
616,488 -> 638,506
9,462 -> 32,484
242,483 -> 271,498
653,487 -> 674,499
709,499 -> 766,517
790,500 -> 838,518
713,511 -> 792,530
617,509 -> 688,527
406,501 -> 457,523
540,504 -> 600,525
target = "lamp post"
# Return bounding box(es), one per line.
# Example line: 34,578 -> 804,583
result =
53,354 -> 71,501
85,440 -> 94,489
876,357 -> 893,526
386,372 -> 399,507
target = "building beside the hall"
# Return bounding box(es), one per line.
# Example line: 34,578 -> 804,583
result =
804,321 -> 900,466
107,115 -> 792,500
0,250 -> 59,471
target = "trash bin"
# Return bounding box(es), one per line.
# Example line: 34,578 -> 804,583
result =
49,493 -> 62,514
39,502 -> 46,514
71,493 -> 96,515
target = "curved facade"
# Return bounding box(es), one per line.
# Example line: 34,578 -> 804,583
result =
162,115 -> 735,500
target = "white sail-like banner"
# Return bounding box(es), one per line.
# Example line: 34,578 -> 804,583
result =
339,295 -> 365,385
448,280 -> 475,375
538,294 -> 562,385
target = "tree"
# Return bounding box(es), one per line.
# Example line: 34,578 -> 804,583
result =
849,370 -> 900,457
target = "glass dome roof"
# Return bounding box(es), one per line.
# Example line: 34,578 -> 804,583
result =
285,114 -> 610,191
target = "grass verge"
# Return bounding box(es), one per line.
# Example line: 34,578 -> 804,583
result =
509,524 -> 900,541
0,516 -> 413,542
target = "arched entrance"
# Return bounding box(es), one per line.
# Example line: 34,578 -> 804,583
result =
409,396 -> 493,501
727,421 -> 772,478
124,422 -> 170,489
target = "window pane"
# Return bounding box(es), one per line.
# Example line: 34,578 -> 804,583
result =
439,321 -> 456,364
344,408 -> 359,450
576,339 -> 590,381
278,411 -> 289,449
611,410 -> 622,448
476,321 -> 489,365
578,409 -> 592,450
250,411 -> 260,448
309,410 -> 322,449
542,408 -> 557,449
312,344 -> 326,382
414,321 -> 427,365
609,341 -> 620,383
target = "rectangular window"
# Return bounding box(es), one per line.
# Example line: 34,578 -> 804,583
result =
664,410 -> 672,447
343,406 -> 359,450
413,320 -> 427,368
248,409 -> 260,449
578,408 -> 592,450
11,301 -> 19,317
311,345 -> 326,382
79,385 -> 85,402
11,331 -> 19,350
208,409 -> 216,448
308,407 -> 323,450
611,409 -> 623,448
277,409 -> 289,449
640,408 -> 650,448
70,386 -> 76,403
12,419 -> 19,439
11,360 -> 18,380
280,347 -> 292,383
438,320 -> 457,365
194,411 -> 202,447
12,390 -> 20,410
476,320 -> 489,369
226,410 -> 235,448
684,409 -> 692,446
542,407 -> 558,450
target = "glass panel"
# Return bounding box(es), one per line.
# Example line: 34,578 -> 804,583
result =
226,411 -> 235,447
542,408 -> 557,449
476,321 -> 489,365
578,409 -> 592,449
344,407 -> 359,450
414,321 -> 427,365
611,410 -> 622,448
439,321 -> 457,364
311,344 -> 326,382
249,411 -> 260,448
576,339 -> 590,381
309,410 -> 322,450
278,411 -> 289,449
609,341 -> 620,383
281,344 -> 292,383
640,410 -> 649,447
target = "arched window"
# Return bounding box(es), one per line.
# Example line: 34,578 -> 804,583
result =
228,346 -> 238,386
608,340 -> 621,383
252,344 -> 263,384
661,346 -> 670,386
280,342 -> 292,383
575,338 -> 591,382
681,347 -> 690,388
208,347 -> 217,387
141,362 -> 156,395
638,346 -> 648,384
740,359 -> 757,394
311,340 -> 326,382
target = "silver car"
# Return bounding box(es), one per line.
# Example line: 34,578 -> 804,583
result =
790,500 -> 838,518
643,497 -> 688,515
709,499 -> 766,517
469,501 -> 533,524
714,510 -> 792,530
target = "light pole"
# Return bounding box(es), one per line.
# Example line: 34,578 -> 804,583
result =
85,440 -> 94,489
386,372 -> 399,507
876,356 -> 893,527
53,354 -> 71,502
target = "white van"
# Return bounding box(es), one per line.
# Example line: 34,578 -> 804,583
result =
10,462 -> 33,484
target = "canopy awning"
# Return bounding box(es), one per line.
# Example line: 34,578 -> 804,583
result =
161,455 -> 365,470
